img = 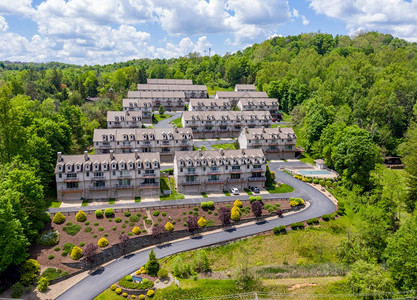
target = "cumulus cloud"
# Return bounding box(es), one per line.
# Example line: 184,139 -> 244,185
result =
308,0 -> 417,41
0,16 -> 8,32
156,36 -> 213,58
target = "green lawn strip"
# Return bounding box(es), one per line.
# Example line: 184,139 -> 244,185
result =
50,201 -> 62,208
152,114 -> 173,123
244,188 -> 253,195
108,198 -> 115,205
135,197 -> 141,203
211,143 -> 236,150
160,177 -> 184,200
81,199 -> 89,206
40,268 -> 69,281
223,190 -> 231,196
170,117 -> 183,128
283,170 -> 293,176
207,86 -> 233,96
201,192 -> 208,198
160,177 -> 170,192
88,147 -> 95,154
266,183 -> 294,194
95,289 -> 125,300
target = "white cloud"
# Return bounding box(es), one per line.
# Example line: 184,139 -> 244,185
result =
156,36 -> 213,58
292,8 -> 309,26
0,0 -> 35,16
308,0 -> 417,41
0,16 -> 9,32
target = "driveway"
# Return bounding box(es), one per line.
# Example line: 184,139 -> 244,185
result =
193,138 -> 236,150
268,160 -> 312,170
153,112 -> 182,128
56,172 -> 336,300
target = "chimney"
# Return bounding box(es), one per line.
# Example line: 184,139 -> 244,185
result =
246,128 -> 249,134
220,148 -> 224,156
84,151 -> 89,161
242,149 -> 245,155
262,127 -> 266,133
198,149 -> 202,157
110,150 -> 114,160
134,149 -> 139,159
57,152 -> 62,162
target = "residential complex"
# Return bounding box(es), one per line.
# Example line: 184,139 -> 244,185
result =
238,127 -> 297,160
93,128 -> 194,162
122,99 -> 152,123
214,90 -> 268,104
234,84 -> 256,92
189,98 -> 232,111
174,149 -> 267,194
181,111 -> 272,138
237,98 -> 280,119
55,151 -> 160,201
128,91 -> 186,111
136,83 -> 207,100
147,79 -> 193,85
107,111 -> 142,128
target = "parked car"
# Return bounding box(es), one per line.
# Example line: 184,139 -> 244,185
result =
230,187 -> 239,195
272,118 -> 277,122
250,186 -> 260,193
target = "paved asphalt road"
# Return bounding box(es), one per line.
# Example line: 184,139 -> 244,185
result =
56,171 -> 336,300
153,112 -> 182,128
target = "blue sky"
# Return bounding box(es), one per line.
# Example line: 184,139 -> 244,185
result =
0,0 -> 416,65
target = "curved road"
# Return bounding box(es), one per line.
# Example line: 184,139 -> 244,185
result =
57,172 -> 336,300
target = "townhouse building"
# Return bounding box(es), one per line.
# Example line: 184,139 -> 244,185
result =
214,91 -> 268,105
107,111 -> 142,128
136,83 -> 207,100
188,98 -> 232,111
234,84 -> 256,92
181,111 -> 272,139
174,149 -> 267,194
147,79 -> 193,85
93,128 -> 193,162
128,91 -> 186,111
238,127 -> 297,160
122,99 -> 153,123
55,151 -> 160,201
237,98 -> 280,119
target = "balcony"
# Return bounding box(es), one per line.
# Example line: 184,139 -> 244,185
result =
89,185 -> 109,191
208,171 -> 221,175
92,175 -> 106,180
115,184 -> 133,189
162,140 -> 171,145
227,178 -> 243,182
118,174 -> 132,179
61,187 -> 82,193
248,176 -> 266,182
206,179 -> 223,184
141,182 -> 159,188
230,169 -> 242,174
185,170 -> 197,175
143,172 -> 156,178
182,180 -> 201,186
203,129 -> 214,132
180,140 -> 189,145
100,143 -> 112,148
64,177 -> 78,183
143,141 -> 151,146
219,128 -> 229,132
121,142 -> 132,148
266,148 -> 280,153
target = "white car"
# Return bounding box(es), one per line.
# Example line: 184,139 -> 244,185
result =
230,188 -> 239,195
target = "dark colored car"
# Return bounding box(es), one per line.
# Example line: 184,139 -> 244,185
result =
250,186 -> 260,193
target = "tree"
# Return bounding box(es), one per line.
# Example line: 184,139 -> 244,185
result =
218,207 -> 231,226
265,164 -> 274,187
83,244 -> 98,265
159,105 -> 165,116
152,224 -> 166,237
37,276 -> 49,292
119,234 -> 130,254
251,201 -> 264,218
187,216 -> 199,232
384,215 -> 417,291
145,249 -> 160,276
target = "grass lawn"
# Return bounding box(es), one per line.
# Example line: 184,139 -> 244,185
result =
169,117 -> 183,128
207,86 -> 233,96
212,143 -> 237,150
135,197 -> 141,203
49,201 -> 62,208
266,183 -> 294,193
160,177 -> 185,200
224,190 -> 231,196
81,199 -> 89,206
88,147 -> 95,154
108,198 -> 115,205
201,192 -> 208,198
244,188 -> 253,195
40,268 -> 68,281
152,113 -> 173,124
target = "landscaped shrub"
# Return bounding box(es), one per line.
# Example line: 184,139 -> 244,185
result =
139,295 -> 145,300
249,196 -> 256,203
104,233 -> 109,237
313,178 -> 319,184
94,222 -> 99,226
233,199 -> 243,208
123,292 -> 128,298
52,212 -> 66,224
278,225 -> 286,233
76,210 -> 87,222
273,227 -> 280,235
307,218 -> 320,225
201,202 -> 207,209
37,277 -> 49,292
70,246 -> 83,260
290,222 -> 304,230
147,290 -> 155,297
54,247 -> 60,252
115,288 -> 122,295
11,282 -> 24,298
118,276 -> 154,289
289,197 -> 305,206
110,284 -> 117,291
197,217 -> 207,227
115,217 -> 122,223
132,226 -> 141,235
322,214 -> 333,221
126,275 -> 133,281
98,227 -> 104,231
129,215 -> 140,222
255,196 -> 262,201
84,227 -> 92,232
38,230 -> 60,246
20,259 -> 40,285
97,238 -> 109,247
165,222 -> 174,232
153,211 -> 160,216
95,210 -> 103,218
231,206 -> 241,221
104,208 -> 114,217
319,179 -> 326,186
157,268 -> 168,278
337,209 -> 345,216
48,255 -> 54,260
145,249 -> 160,276
124,211 -> 131,217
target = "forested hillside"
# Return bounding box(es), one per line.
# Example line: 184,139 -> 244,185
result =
1,31 -> 417,296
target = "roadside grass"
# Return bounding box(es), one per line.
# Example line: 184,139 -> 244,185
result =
81,199 -> 89,206
169,117 -> 183,128
283,170 -> 293,176
244,188 -> 253,195
201,192 -> 208,198
160,177 -> 185,200
266,183 -> 294,194
108,198 -> 115,205
223,190 -> 231,196
49,201 -> 62,208
212,143 -> 237,150
281,112 -> 291,122
135,197 -> 141,203
207,86 -> 233,96
152,113 -> 173,124
299,153 -> 315,165
160,177 -> 170,192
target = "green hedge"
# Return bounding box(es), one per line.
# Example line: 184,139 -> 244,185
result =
118,276 -> 154,290
273,225 -> 286,235
290,222 -> 305,230
306,218 -> 320,225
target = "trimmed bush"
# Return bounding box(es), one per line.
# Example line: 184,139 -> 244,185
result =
123,292 -> 128,298
110,284 -> 117,291
197,217 -> 207,227
20,259 -> 40,286
337,209 -> 345,216
322,214 -> 332,221
132,226 -> 141,235
38,230 -> 60,246
70,246 -> 83,260
52,212 -> 66,224
153,211 -> 160,216
255,196 -> 262,201
278,225 -> 286,233
11,282 -> 24,298
95,210 -> 103,218
313,178 -> 319,184
129,215 -> 140,222
307,218 -> 320,225
124,211 -> 131,217
289,197 -> 305,207
147,290 -> 155,297
233,199 -> 243,208
115,217 -> 122,223
76,211 -> 87,222
157,268 -> 168,278
37,276 -> 49,292
62,224 -> 82,236
273,227 -> 280,235
84,227 -> 92,233
104,208 -> 114,217
98,227 -> 104,231
115,288 -> 122,295
97,238 -> 109,247
94,222 -> 99,226
201,202 -> 208,209
84,221 -> 90,225
139,295 -> 146,300
165,222 -> 174,232
249,196 -> 256,203
231,206 -> 241,221
48,255 -> 54,260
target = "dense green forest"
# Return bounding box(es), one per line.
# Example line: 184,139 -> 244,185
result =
1,32 -> 417,296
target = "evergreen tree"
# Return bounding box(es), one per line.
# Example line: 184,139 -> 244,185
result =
145,249 -> 160,276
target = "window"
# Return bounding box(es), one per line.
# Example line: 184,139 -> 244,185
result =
58,174 -> 62,178
86,172 -> 89,177
58,166 -> 62,172
180,168 -> 183,172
